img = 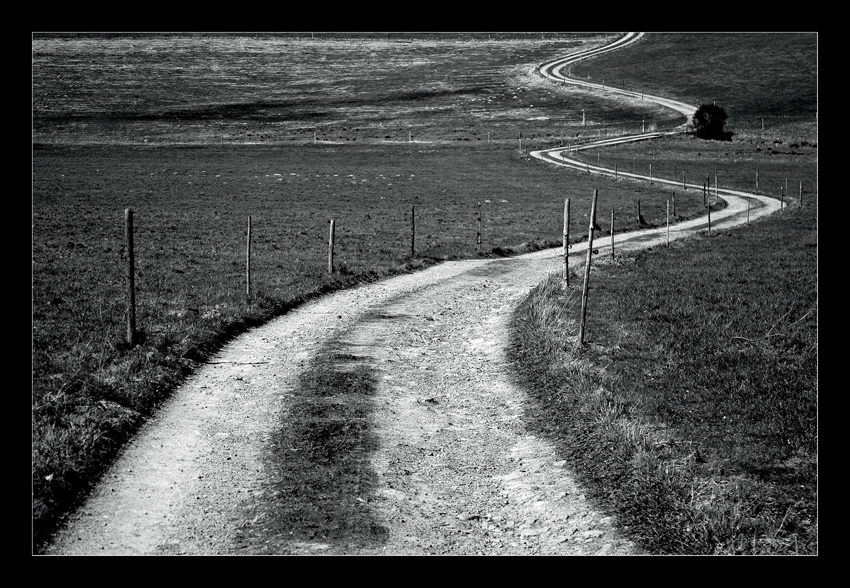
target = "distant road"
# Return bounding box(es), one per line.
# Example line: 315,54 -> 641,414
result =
530,32 -> 779,224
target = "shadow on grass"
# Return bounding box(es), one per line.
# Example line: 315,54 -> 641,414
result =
232,342 -> 387,554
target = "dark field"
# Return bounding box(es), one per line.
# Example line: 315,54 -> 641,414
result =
32,32 -> 817,553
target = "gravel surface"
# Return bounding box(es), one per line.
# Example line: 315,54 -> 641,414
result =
45,184 -> 778,555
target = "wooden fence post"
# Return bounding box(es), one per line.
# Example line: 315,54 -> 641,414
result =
563,199 -> 570,286
666,199 -> 670,248
578,190 -> 599,347
610,208 -> 615,260
756,168 -> 759,190
682,170 -> 686,190
707,200 -> 711,235
246,215 -> 252,300
649,163 -> 652,185
799,180 -> 803,206
124,208 -> 136,347
715,166 -> 718,199
411,205 -> 415,257
477,201 -> 482,253
747,196 -> 750,225
328,219 -> 335,274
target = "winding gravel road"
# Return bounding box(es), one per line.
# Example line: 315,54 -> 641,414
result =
45,33 -> 781,556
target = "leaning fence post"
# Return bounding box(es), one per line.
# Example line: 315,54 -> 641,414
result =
563,199 -> 570,286
578,190 -> 599,347
124,208 -> 136,347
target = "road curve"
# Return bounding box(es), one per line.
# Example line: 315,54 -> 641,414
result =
44,33 -> 781,556
531,32 -> 780,224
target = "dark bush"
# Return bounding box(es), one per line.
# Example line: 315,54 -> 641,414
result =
692,103 -> 733,141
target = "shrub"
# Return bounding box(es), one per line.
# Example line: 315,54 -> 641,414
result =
692,103 -> 732,141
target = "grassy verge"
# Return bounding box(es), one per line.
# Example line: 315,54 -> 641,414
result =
508,197 -> 817,554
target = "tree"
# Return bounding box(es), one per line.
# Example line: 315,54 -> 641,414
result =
691,103 -> 732,140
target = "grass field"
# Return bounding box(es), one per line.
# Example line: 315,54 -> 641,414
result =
509,199 -> 817,554
32,32 -> 816,553
508,33 -> 817,554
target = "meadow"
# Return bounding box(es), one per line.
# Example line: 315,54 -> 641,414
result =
509,33 -> 817,554
32,32 -> 816,553
32,32 -> 681,550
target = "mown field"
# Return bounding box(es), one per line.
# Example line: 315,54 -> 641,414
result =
509,33 -> 817,554
32,32 -> 816,554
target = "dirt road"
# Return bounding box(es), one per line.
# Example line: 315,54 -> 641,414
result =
45,33 -> 781,556
44,180 -> 777,555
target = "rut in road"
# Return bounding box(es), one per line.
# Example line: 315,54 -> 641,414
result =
235,251 -> 636,555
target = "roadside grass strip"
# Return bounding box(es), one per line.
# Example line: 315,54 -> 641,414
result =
508,203 -> 817,554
